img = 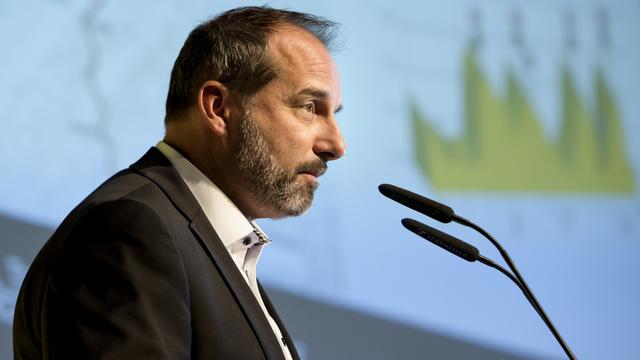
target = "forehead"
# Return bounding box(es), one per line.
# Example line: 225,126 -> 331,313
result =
264,24 -> 341,99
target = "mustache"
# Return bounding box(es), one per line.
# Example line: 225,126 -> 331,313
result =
296,159 -> 327,177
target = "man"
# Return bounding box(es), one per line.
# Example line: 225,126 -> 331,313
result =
13,6 -> 345,359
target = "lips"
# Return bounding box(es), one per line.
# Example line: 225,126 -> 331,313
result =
300,169 -> 321,177
297,161 -> 327,178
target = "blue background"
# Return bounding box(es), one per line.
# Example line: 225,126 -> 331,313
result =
1,1 -> 639,359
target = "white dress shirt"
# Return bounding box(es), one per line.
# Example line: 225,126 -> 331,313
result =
156,141 -> 293,360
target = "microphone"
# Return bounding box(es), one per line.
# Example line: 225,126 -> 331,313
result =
378,183 -> 525,287
382,184 -> 577,359
378,183 -> 454,223
401,218 -> 479,262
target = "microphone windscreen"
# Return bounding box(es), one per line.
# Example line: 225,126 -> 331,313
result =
401,218 -> 479,262
379,184 -> 454,223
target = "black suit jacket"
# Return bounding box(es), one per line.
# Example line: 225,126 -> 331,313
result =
13,148 -> 299,360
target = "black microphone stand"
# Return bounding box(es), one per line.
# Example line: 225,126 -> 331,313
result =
379,183 -> 577,359
453,215 -> 577,360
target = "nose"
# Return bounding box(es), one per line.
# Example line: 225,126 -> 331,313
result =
313,116 -> 346,162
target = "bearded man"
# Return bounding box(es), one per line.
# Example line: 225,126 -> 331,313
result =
13,6 -> 345,359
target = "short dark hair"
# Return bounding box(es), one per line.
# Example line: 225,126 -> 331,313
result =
164,6 -> 338,122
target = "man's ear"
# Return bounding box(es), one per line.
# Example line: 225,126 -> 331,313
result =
198,80 -> 232,138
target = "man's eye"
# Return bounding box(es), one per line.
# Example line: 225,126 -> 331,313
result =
303,103 -> 315,113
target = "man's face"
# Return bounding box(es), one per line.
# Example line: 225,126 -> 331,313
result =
232,25 -> 345,218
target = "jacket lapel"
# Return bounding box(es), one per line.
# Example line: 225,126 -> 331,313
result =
129,147 -> 201,220
259,283 -> 301,360
130,147 -> 285,360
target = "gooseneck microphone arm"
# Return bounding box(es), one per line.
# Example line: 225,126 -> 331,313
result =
402,217 -> 575,359
455,215 -> 576,360
476,256 -> 542,317
383,184 -> 576,360
401,218 -> 542,316
454,214 -> 523,286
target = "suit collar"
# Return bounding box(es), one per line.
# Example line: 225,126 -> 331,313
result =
129,147 -> 296,360
154,141 -> 255,249
129,147 -> 201,220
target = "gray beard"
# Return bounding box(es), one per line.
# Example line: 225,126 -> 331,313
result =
234,110 -> 326,218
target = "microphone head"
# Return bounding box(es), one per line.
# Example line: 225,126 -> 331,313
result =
401,218 -> 479,262
378,183 -> 454,223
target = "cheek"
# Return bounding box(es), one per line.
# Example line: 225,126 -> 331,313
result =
254,107 -> 317,164
270,131 -> 315,168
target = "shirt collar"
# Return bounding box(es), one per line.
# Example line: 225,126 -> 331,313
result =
155,141 -> 256,249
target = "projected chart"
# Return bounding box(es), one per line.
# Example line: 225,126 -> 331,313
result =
411,13 -> 634,192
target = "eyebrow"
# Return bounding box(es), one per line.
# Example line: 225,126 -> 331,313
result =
297,87 -> 343,114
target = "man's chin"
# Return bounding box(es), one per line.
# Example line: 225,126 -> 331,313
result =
272,187 -> 315,218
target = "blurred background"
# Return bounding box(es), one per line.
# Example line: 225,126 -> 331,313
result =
1,0 -> 639,359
